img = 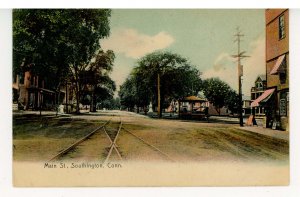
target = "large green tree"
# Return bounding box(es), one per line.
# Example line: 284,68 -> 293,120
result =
13,9 -> 112,113
120,51 -> 202,117
202,78 -> 238,115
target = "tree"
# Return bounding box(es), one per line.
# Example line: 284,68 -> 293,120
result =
13,9 -> 112,113
119,76 -> 138,112
202,78 -> 232,115
137,51 -> 202,118
224,90 -> 239,115
119,51 -> 202,117
99,97 -> 121,110
80,50 -> 115,112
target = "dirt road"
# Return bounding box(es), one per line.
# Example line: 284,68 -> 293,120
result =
13,110 -> 289,163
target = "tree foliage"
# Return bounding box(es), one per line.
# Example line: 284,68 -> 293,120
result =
80,50 -> 116,112
13,9 -> 112,113
119,76 -> 138,111
224,89 -> 240,114
202,78 -> 239,115
98,97 -> 121,110
119,51 -> 202,114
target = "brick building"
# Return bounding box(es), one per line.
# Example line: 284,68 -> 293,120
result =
266,9 -> 289,130
12,63 -> 65,111
251,9 -> 289,130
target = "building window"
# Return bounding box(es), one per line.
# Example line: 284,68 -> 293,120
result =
256,82 -> 263,89
251,93 -> 255,100
279,15 -> 285,39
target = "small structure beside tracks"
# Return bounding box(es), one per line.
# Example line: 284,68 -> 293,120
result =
178,96 -> 209,120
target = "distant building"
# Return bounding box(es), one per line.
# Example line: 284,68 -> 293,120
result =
207,102 -> 230,116
250,75 -> 267,116
242,95 -> 252,116
178,96 -> 209,119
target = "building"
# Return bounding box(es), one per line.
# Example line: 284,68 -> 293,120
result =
250,75 -> 267,116
178,96 -> 209,119
207,102 -> 231,116
242,95 -> 252,116
251,9 -> 289,130
12,63 -> 64,111
266,9 -> 289,130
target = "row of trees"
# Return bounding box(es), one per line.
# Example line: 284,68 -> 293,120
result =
13,9 -> 115,113
119,51 -> 239,117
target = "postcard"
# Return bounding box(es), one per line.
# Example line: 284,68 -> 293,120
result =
12,9 -> 289,186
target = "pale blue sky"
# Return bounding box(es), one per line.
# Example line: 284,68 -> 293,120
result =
101,9 -> 265,96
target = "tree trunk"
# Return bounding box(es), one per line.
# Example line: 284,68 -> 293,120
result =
90,88 -> 96,112
55,82 -> 61,116
74,67 -> 80,114
215,107 -> 221,116
90,91 -> 94,112
93,94 -> 96,112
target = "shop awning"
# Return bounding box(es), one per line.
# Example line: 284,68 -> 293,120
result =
251,88 -> 275,107
270,54 -> 285,75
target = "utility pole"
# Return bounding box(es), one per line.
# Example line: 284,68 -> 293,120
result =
232,27 -> 250,127
157,72 -> 161,118
65,80 -> 68,114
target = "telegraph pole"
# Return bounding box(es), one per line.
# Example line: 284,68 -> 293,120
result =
157,72 -> 161,118
232,27 -> 249,127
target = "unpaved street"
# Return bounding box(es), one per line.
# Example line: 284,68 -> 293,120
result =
13,110 -> 289,163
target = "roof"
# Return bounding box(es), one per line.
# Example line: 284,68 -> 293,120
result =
179,95 -> 207,102
251,88 -> 275,107
257,74 -> 266,81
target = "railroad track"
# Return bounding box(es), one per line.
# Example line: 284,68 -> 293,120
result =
48,118 -> 111,162
48,114 -> 175,163
103,116 -> 123,163
121,126 -> 175,162
102,115 -> 175,163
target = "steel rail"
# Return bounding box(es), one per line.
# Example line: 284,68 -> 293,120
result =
103,117 -> 123,163
47,119 -> 111,162
122,127 -> 176,162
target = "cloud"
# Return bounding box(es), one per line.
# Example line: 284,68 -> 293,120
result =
202,52 -> 237,89
202,35 -> 265,96
101,28 -> 175,59
242,36 -> 265,96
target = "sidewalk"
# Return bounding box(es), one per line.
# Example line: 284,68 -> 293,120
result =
237,126 -> 289,141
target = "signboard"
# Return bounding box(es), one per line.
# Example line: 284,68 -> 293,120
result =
280,98 -> 286,116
